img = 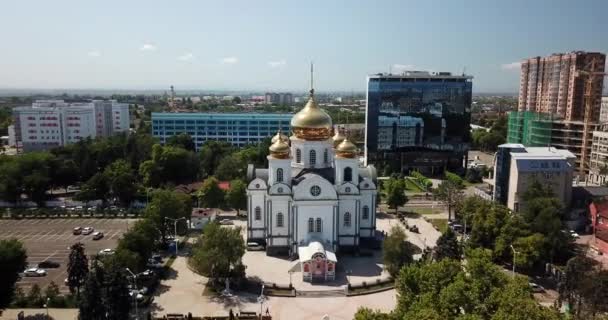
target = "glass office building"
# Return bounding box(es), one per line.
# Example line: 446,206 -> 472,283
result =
152,113 -> 292,150
365,71 -> 473,175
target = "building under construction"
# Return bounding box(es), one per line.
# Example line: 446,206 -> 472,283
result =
511,51 -> 606,175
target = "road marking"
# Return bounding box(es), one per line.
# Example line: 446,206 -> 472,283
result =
35,230 -> 53,240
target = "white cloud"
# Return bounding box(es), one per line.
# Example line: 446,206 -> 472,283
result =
140,43 -> 157,51
268,59 -> 287,68
220,56 -> 238,64
177,53 -> 194,61
501,62 -> 521,71
87,51 -> 101,57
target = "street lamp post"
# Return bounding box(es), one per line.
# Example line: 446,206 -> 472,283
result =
44,297 -> 50,319
288,271 -> 293,288
165,217 -> 186,256
510,245 -> 518,278
257,284 -> 266,319
126,268 -> 140,320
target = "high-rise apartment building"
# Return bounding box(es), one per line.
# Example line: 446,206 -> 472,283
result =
600,97 -> 608,123
151,113 -> 292,150
512,51 -> 606,175
518,51 -> 605,121
365,71 -> 472,175
13,100 -> 130,151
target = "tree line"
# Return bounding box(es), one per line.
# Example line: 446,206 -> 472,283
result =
0,132 -> 268,207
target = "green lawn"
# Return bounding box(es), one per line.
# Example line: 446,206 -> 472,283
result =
407,206 -> 443,215
428,218 -> 448,233
404,178 -> 425,192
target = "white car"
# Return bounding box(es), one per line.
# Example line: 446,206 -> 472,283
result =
24,268 -> 46,277
129,290 -> 144,301
569,230 -> 580,239
82,227 -> 94,235
220,219 -> 233,225
98,248 -> 115,255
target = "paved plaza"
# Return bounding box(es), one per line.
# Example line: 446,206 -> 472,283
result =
152,255 -> 397,320
0,218 -> 134,293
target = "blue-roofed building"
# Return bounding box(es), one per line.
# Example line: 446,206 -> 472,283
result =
151,113 -> 293,150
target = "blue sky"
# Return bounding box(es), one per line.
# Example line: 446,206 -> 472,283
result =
0,0 -> 606,93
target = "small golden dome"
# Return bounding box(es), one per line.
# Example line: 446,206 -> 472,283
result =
290,90 -> 332,141
269,138 -> 290,159
335,138 -> 357,158
271,130 -> 289,144
332,127 -> 346,147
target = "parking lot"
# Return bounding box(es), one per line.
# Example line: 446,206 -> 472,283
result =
0,218 -> 135,293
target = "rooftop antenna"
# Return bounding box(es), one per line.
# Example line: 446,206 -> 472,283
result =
462,66 -> 467,76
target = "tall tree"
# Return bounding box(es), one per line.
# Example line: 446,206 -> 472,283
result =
103,159 -> 137,206
191,221 -> 246,285
435,180 -> 464,221
225,179 -> 247,215
166,133 -> 195,151
67,242 -> 89,296
104,267 -> 131,320
199,141 -> 233,177
197,177 -> 225,208
385,178 -> 408,213
382,225 -> 413,277
79,260 -> 105,320
0,239 -> 28,308
145,189 -> 191,242
434,228 -> 461,261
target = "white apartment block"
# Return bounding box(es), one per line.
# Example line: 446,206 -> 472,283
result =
13,100 -> 130,151
600,97 -> 608,123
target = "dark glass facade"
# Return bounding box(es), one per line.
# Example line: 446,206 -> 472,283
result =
365,73 -> 473,175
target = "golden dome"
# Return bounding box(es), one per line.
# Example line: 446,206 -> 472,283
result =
269,138 -> 290,159
335,138 -> 357,158
332,127 -> 346,147
290,90 -> 332,141
271,130 -> 289,144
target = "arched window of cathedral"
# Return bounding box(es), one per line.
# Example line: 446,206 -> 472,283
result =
315,218 -> 322,232
255,207 -> 261,220
324,149 -> 328,163
276,168 -> 283,182
310,150 -> 317,166
308,218 -> 314,233
344,167 -> 352,182
344,212 -> 351,227
296,149 -> 302,163
276,212 -> 284,227
362,206 -> 370,220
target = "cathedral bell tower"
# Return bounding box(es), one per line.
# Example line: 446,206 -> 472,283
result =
268,130 -> 292,186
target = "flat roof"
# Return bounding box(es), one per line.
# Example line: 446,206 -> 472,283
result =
368,71 -> 473,80
151,112 -> 293,120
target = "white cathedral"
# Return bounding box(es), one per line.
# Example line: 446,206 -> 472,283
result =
246,83 -> 378,282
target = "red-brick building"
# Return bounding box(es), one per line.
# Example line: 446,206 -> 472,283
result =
588,201 -> 608,254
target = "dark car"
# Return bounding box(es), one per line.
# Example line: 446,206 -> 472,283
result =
38,260 -> 60,268
151,254 -> 163,263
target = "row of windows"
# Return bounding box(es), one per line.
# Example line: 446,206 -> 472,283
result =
253,206 -> 371,227
153,120 -> 290,125
295,149 -> 330,165
154,131 -> 278,137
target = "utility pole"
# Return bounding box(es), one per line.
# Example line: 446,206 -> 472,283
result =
165,217 -> 186,256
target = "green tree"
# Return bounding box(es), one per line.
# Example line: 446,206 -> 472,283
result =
385,178 -> 408,213
115,219 -> 159,271
0,239 -> 28,308
512,233 -> 545,271
166,133 -> 196,151
197,177 -> 225,208
79,260 -> 106,320
145,189 -> 191,242
75,172 -> 109,203
199,141 -> 233,177
382,225 -> 413,277
225,179 -> 247,215
67,242 -> 89,296
44,281 -> 63,307
104,266 -> 131,320
435,180 -> 464,221
26,284 -> 44,307
353,307 -> 393,320
0,159 -> 22,203
434,228 -> 461,261
104,159 -> 137,206
191,221 -> 246,285
215,154 -> 246,181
